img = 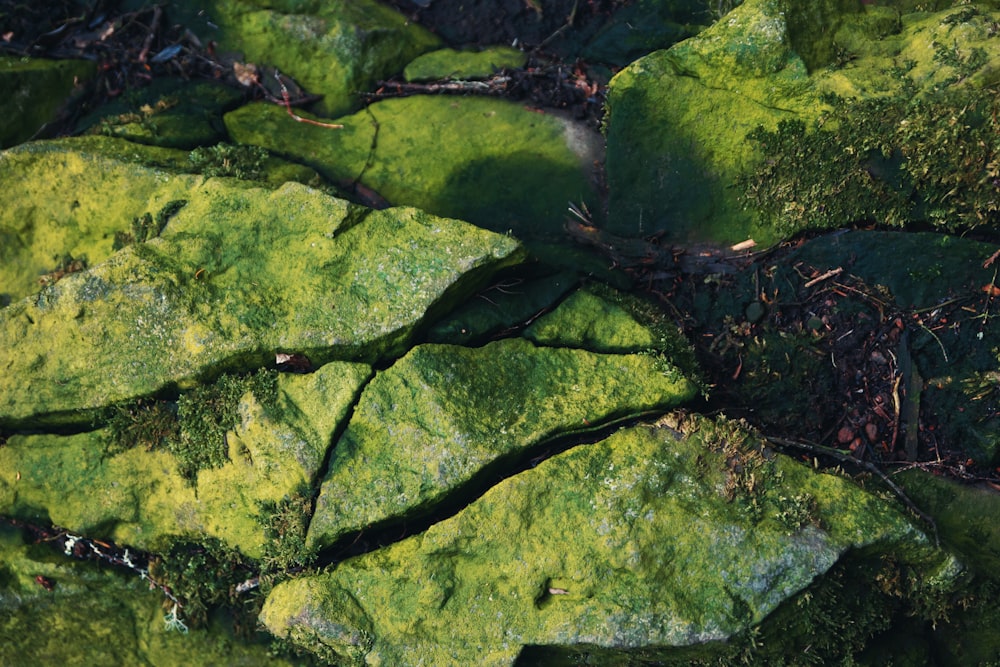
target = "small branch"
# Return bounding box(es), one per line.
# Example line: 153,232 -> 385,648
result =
275,71 -> 342,129
804,266 -> 843,288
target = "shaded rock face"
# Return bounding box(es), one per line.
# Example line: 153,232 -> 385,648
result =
605,0 -> 1000,245
224,95 -> 601,239
0,57 -> 95,149
264,416 -> 948,666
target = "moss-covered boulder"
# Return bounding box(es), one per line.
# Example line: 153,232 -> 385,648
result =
307,338 -> 697,550
0,362 -> 368,558
605,0 -> 1000,245
0,172 -> 522,428
224,95 -> 601,239
207,0 -> 440,117
0,57 -> 95,149
266,415 -> 953,665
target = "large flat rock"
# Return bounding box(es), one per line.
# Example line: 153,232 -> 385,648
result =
267,415 -> 950,665
307,338 -> 697,550
0,176 -> 522,427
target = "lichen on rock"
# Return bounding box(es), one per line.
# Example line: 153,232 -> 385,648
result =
0,175 -> 523,427
267,415 -> 951,666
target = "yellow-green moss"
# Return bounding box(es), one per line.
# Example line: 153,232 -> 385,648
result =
308,338 -> 698,549
225,95 -> 598,238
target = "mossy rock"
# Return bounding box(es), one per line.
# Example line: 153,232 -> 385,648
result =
0,362 -> 369,558
403,47 -> 527,82
306,338 -> 697,550
207,0 -> 440,117
605,0 -> 1000,246
0,57 -> 95,149
224,95 -> 601,240
268,415 -> 953,665
0,177 -> 523,428
0,524 -> 289,666
0,136 -> 325,306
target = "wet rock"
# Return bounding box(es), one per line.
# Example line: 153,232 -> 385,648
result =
208,0 -> 441,117
307,338 -> 697,550
403,47 -> 527,82
0,175 -> 523,427
266,415 -> 953,665
0,57 -> 95,149
0,362 -> 369,557
224,95 -> 601,239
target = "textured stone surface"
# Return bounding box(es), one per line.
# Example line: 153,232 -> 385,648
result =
0,176 -> 522,427
307,338 -> 697,549
225,95 -> 601,238
268,416 -> 946,666
208,0 -> 440,117
0,362 -> 370,557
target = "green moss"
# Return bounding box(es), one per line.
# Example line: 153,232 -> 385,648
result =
103,398 -> 180,457
308,339 -> 697,549
189,143 -> 270,180
150,537 -> 256,630
0,524 -> 288,666
0,57 -> 96,149
742,82 -> 1000,235
225,96 -> 598,239
172,370 -> 278,481
209,0 -> 440,117
256,490 -> 316,576
403,47 -> 527,82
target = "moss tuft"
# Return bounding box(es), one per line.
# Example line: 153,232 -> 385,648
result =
742,81 -> 1000,235
171,370 -> 278,482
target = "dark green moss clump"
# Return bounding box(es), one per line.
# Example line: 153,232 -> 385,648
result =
102,370 -> 279,480
742,79 -> 1000,235
171,370 -> 278,481
150,538 -> 256,630
113,199 -> 187,250
189,143 -> 269,180
256,490 -> 315,576
104,398 -> 180,457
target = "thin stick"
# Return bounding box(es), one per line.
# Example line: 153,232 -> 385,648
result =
804,266 -> 843,288
275,71 -> 343,129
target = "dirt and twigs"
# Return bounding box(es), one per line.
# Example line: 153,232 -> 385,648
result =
362,53 -> 607,127
3,0 -> 618,136
568,215 -> 1000,493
